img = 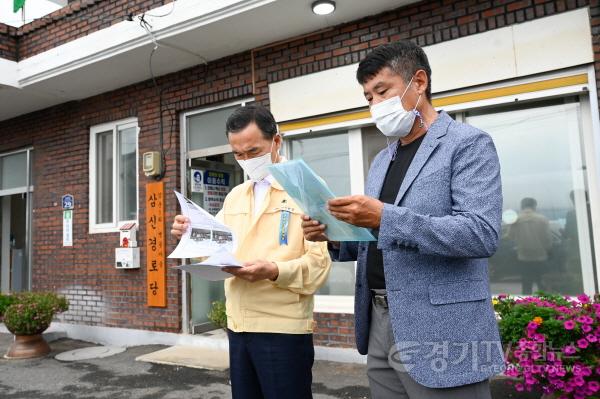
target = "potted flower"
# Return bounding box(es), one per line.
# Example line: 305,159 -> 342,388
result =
2,292 -> 69,359
493,292 -> 599,399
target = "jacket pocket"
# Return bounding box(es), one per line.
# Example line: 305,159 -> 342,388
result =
428,279 -> 488,305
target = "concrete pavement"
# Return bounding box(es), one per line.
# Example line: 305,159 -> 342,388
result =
0,333 -> 541,399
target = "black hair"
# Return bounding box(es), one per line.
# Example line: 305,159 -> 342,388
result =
225,104 -> 278,139
521,197 -> 538,210
356,40 -> 432,100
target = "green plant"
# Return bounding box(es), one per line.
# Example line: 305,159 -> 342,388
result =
207,300 -> 227,329
0,294 -> 16,320
493,292 -> 599,398
3,292 -> 69,336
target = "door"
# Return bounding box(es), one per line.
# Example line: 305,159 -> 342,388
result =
187,152 -> 244,333
0,149 -> 33,294
0,194 -> 28,292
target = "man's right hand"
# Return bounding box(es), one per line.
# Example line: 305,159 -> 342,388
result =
301,215 -> 331,242
171,215 -> 190,240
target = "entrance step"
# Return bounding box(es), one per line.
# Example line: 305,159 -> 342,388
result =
136,345 -> 229,371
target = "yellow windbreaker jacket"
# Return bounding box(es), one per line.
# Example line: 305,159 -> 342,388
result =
217,178 -> 332,334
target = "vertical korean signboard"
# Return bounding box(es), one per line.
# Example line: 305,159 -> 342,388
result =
146,182 -> 166,307
62,194 -> 74,247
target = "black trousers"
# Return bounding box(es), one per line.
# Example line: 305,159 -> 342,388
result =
227,329 -> 314,399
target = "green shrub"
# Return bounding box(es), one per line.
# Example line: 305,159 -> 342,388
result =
207,300 -> 227,329
3,292 -> 69,335
0,294 -> 16,320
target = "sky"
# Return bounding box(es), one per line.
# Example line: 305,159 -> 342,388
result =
0,0 -> 67,27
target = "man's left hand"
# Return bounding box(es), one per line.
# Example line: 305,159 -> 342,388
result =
327,195 -> 384,229
222,260 -> 279,282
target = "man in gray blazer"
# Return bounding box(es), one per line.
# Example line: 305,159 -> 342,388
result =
302,41 -> 505,398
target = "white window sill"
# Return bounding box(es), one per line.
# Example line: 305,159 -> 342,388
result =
314,295 -> 354,314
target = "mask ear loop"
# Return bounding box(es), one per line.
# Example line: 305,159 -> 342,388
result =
386,137 -> 400,162
272,132 -> 281,163
412,94 -> 426,129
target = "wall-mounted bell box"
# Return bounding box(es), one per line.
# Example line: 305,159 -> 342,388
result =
119,222 -> 137,248
143,151 -> 162,177
115,247 -> 140,269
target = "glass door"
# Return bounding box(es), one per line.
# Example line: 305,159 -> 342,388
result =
0,149 -> 33,294
1,194 -> 28,293
187,153 -> 244,333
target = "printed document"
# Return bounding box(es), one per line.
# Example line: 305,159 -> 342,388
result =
168,192 -> 241,280
268,160 -> 376,241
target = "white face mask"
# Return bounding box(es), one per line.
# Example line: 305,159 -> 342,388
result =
369,76 -> 421,138
236,138 -> 277,182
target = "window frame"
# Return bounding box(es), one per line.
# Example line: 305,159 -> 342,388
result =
89,118 -> 139,234
283,128 -> 363,314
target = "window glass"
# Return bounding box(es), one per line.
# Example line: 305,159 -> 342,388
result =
0,152 -> 27,190
96,131 -> 113,224
187,106 -> 238,151
288,132 -> 354,295
466,100 -> 594,295
119,126 -> 137,221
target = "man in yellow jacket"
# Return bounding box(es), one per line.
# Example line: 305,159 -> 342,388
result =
171,104 -> 331,399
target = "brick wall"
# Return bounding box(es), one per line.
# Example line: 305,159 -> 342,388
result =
0,0 -> 598,346
314,313 -> 356,348
0,23 -> 17,61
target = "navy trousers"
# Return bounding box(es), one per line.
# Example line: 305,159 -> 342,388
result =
227,329 -> 314,399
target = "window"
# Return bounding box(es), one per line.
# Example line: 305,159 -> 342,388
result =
0,151 -> 28,192
465,99 -> 596,296
287,131 -> 356,296
90,119 -> 139,233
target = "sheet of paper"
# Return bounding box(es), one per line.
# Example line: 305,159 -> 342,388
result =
172,264 -> 233,281
172,249 -> 242,281
168,191 -> 237,259
268,160 -> 376,242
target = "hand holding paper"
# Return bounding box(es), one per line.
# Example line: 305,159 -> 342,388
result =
327,195 -> 384,229
222,259 -> 279,283
172,248 -> 242,281
169,192 -> 241,281
268,160 -> 376,241
168,191 -> 237,259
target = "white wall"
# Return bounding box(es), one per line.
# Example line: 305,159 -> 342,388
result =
270,8 -> 594,122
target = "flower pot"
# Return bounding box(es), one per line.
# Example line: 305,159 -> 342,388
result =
5,334 -> 51,359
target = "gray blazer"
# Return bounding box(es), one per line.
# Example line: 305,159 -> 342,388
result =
334,111 -> 505,388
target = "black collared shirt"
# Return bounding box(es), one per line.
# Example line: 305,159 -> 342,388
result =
367,135 -> 425,290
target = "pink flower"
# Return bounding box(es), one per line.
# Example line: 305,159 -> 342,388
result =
533,333 -> 545,342
564,320 -> 576,330
515,383 -> 524,392
563,345 -> 577,355
588,381 -> 600,393
577,315 -> 594,324
572,376 -> 586,387
577,294 -> 590,303
525,376 -> 538,385
582,324 -> 593,333
498,293 -> 507,299
527,321 -> 539,331
576,339 -> 589,349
